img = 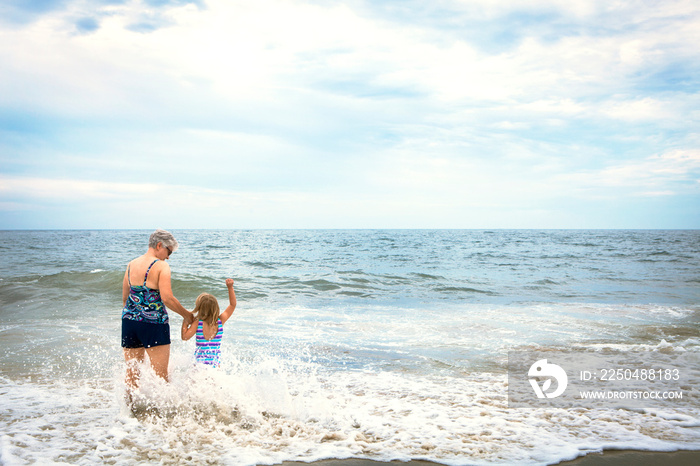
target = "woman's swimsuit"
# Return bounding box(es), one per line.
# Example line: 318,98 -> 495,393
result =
122,260 -> 168,324
194,319 -> 223,367
121,260 -> 170,349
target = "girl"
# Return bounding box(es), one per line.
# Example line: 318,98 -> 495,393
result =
181,278 -> 237,367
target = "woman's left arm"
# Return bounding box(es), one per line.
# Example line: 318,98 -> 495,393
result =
122,268 -> 130,306
158,262 -> 194,325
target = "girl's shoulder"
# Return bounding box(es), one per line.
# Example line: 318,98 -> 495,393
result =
198,319 -> 223,328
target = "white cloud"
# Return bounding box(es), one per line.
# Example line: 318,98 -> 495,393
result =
1,0 -> 699,228
601,97 -> 677,122
3,0 -> 698,119
554,149 -> 700,197
0,175 -> 161,201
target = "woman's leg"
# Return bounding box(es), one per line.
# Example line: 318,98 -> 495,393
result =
145,344 -> 171,381
123,347 -> 145,391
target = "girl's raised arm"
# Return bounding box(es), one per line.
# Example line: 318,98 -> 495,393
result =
220,278 -> 237,325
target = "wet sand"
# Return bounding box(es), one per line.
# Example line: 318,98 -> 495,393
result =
554,449 -> 700,465
278,449 -> 700,466
280,461 -> 438,466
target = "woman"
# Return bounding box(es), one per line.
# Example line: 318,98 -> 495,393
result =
121,229 -> 194,391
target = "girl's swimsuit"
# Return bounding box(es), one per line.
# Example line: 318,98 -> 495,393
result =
194,319 -> 223,367
121,260 -> 170,349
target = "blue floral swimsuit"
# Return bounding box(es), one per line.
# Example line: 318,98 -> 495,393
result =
122,260 -> 169,324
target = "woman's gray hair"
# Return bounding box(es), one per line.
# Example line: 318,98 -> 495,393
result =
149,229 -> 179,253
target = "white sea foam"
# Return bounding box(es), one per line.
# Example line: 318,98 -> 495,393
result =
2,348 -> 699,466
1,299 -> 698,465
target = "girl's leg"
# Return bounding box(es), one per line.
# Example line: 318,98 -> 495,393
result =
145,344 -> 170,381
123,347 -> 145,391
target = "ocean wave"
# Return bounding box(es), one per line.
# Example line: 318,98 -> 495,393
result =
2,351 -> 699,466
433,286 -> 495,295
244,261 -> 277,270
3,230 -> 700,465
410,272 -> 445,280
0,270 -> 125,307
534,278 -> 560,285
4,229 -> 699,306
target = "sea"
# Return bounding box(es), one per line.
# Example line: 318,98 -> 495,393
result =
0,229 -> 698,465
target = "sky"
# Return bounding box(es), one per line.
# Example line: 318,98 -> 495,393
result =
1,0 -> 699,229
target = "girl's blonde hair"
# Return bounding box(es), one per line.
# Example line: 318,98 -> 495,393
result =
193,293 -> 220,328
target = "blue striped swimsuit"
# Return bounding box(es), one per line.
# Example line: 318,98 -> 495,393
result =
195,319 -> 223,367
122,260 -> 169,324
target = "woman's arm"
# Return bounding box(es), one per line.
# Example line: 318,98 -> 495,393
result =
122,267 -> 130,306
220,278 -> 237,325
158,262 -> 194,325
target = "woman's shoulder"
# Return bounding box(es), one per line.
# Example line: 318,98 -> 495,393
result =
129,254 -> 154,265
151,259 -> 170,275
128,255 -> 168,276
137,255 -> 169,270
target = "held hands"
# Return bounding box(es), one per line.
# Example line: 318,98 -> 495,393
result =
181,311 -> 196,341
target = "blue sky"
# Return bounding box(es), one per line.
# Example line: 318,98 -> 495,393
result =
1,0 -> 699,229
